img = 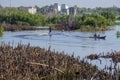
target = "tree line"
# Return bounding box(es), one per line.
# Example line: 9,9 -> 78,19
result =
0,7 -> 117,31
46,12 -> 116,31
0,8 -> 45,26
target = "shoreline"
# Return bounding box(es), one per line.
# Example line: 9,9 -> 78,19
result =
1,23 -> 118,32
1,24 -> 41,32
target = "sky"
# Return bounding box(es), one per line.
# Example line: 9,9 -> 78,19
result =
0,0 -> 120,8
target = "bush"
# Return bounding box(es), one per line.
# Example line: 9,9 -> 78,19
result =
0,26 -> 4,36
16,21 -> 30,26
116,31 -> 120,38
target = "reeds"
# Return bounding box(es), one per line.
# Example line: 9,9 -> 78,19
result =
86,50 -> 120,80
0,42 -> 112,80
1,24 -> 40,31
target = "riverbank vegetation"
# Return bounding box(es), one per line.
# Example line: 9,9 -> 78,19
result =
117,16 -> 120,20
0,7 -> 118,31
47,13 -> 115,31
0,26 -> 4,36
0,8 -> 45,26
1,24 -> 40,32
87,50 -> 120,80
116,31 -> 120,38
0,42 -> 114,80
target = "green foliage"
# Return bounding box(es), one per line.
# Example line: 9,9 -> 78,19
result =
0,26 -> 4,36
84,17 -> 96,27
45,13 -> 114,31
116,31 -> 120,38
100,11 -> 116,23
77,7 -> 120,15
0,8 -> 45,26
16,21 -> 30,26
78,14 -> 108,31
117,16 -> 120,20
0,7 -> 117,31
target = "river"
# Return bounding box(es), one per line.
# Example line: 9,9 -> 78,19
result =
0,25 -> 120,69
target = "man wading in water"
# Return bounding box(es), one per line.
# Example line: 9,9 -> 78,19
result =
49,26 -> 52,33
48,26 -> 52,37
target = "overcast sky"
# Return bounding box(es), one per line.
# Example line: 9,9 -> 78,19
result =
0,0 -> 120,8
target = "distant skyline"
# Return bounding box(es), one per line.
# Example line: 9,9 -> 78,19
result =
0,0 -> 120,8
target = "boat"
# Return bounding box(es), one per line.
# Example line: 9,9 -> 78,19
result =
89,36 -> 106,40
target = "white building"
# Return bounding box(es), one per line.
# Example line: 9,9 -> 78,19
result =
28,7 -> 37,14
19,6 -> 37,14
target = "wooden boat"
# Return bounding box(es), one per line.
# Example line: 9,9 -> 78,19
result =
89,36 -> 106,40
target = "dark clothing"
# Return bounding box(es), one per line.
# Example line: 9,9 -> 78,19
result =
49,27 -> 52,33
94,33 -> 97,37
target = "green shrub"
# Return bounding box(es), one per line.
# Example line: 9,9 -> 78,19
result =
0,26 -> 4,36
16,21 -> 30,26
116,31 -> 120,38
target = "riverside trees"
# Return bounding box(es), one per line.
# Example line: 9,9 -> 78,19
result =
0,8 -> 45,26
0,26 -> 4,36
0,7 -> 116,31
48,13 -> 115,31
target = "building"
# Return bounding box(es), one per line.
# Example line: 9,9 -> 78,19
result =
19,6 -> 37,14
69,6 -> 77,15
61,4 -> 69,15
28,7 -> 37,14
61,4 -> 69,10
54,3 -> 61,13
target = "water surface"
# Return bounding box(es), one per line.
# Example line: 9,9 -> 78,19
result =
0,25 -> 120,69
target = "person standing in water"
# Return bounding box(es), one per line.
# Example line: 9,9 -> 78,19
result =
48,26 -> 52,37
49,26 -> 52,33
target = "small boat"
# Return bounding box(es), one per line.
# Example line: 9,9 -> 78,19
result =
89,36 -> 106,40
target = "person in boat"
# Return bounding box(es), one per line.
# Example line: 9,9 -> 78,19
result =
93,33 -> 106,39
49,26 -> 52,33
98,34 -> 100,38
94,33 -> 97,38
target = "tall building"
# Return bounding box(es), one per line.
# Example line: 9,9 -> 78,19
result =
61,4 -> 68,10
54,3 -> 61,12
61,4 -> 69,15
69,6 -> 77,16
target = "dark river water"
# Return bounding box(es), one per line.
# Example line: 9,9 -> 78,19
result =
0,25 -> 120,69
